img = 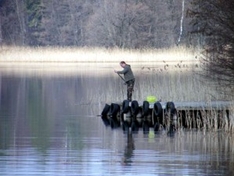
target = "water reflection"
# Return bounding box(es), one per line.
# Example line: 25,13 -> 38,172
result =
0,64 -> 233,175
122,132 -> 135,166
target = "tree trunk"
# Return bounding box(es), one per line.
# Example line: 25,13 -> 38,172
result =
15,0 -> 26,45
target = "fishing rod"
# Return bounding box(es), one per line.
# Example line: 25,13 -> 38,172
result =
113,67 -> 126,84
117,73 -> 126,83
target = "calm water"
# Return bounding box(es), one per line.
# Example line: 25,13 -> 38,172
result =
0,63 -> 233,176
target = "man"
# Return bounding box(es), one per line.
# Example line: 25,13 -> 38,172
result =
114,61 -> 135,101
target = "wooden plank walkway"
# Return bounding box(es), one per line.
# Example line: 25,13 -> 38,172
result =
174,101 -> 233,110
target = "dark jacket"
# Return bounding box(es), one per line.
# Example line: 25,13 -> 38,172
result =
117,64 -> 135,82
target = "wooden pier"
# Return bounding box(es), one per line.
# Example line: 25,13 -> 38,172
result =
100,100 -> 233,133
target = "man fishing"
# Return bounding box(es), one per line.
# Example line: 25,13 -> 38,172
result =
114,61 -> 135,101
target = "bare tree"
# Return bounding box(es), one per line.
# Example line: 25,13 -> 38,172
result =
86,0 -> 154,48
15,0 -> 26,45
0,0 -> 25,45
0,12 -> 2,44
177,0 -> 185,45
38,0 -> 89,46
188,0 -> 234,94
67,0 -> 93,46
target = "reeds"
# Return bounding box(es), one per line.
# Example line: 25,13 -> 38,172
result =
177,109 -> 232,131
0,45 -> 196,63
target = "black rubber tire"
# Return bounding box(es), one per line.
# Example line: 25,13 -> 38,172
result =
171,108 -> 177,116
101,104 -> 110,116
122,100 -> 130,113
142,101 -> 150,116
131,100 -> 139,116
154,102 -> 162,116
137,107 -> 143,117
110,103 -> 120,116
166,102 -> 175,112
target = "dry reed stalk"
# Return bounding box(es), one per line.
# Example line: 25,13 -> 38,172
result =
177,111 -> 183,129
223,110 -> 229,131
185,110 -> 192,129
228,106 -> 234,133
175,108 -> 234,131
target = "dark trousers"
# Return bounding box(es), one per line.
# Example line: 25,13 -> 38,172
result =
126,79 -> 135,101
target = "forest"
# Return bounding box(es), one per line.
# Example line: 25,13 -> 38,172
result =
1,0 -> 234,90
0,0 -> 191,48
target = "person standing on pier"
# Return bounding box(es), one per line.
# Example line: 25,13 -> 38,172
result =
114,61 -> 135,101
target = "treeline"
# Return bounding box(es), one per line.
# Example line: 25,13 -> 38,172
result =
0,0 -> 191,48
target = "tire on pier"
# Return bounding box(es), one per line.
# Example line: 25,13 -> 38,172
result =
131,100 -> 139,116
109,103 -> 121,128
165,101 -> 177,118
101,104 -> 110,126
122,100 -> 130,113
142,101 -> 150,116
153,102 -> 163,125
101,104 -> 110,116
110,103 -> 120,116
130,100 -> 140,133
142,101 -> 150,131
165,101 -> 177,132
166,102 -> 175,112
154,102 -> 162,116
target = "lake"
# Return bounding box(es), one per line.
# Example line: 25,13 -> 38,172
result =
0,63 -> 233,176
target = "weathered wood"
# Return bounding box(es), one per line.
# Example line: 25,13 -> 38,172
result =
174,101 -> 233,110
